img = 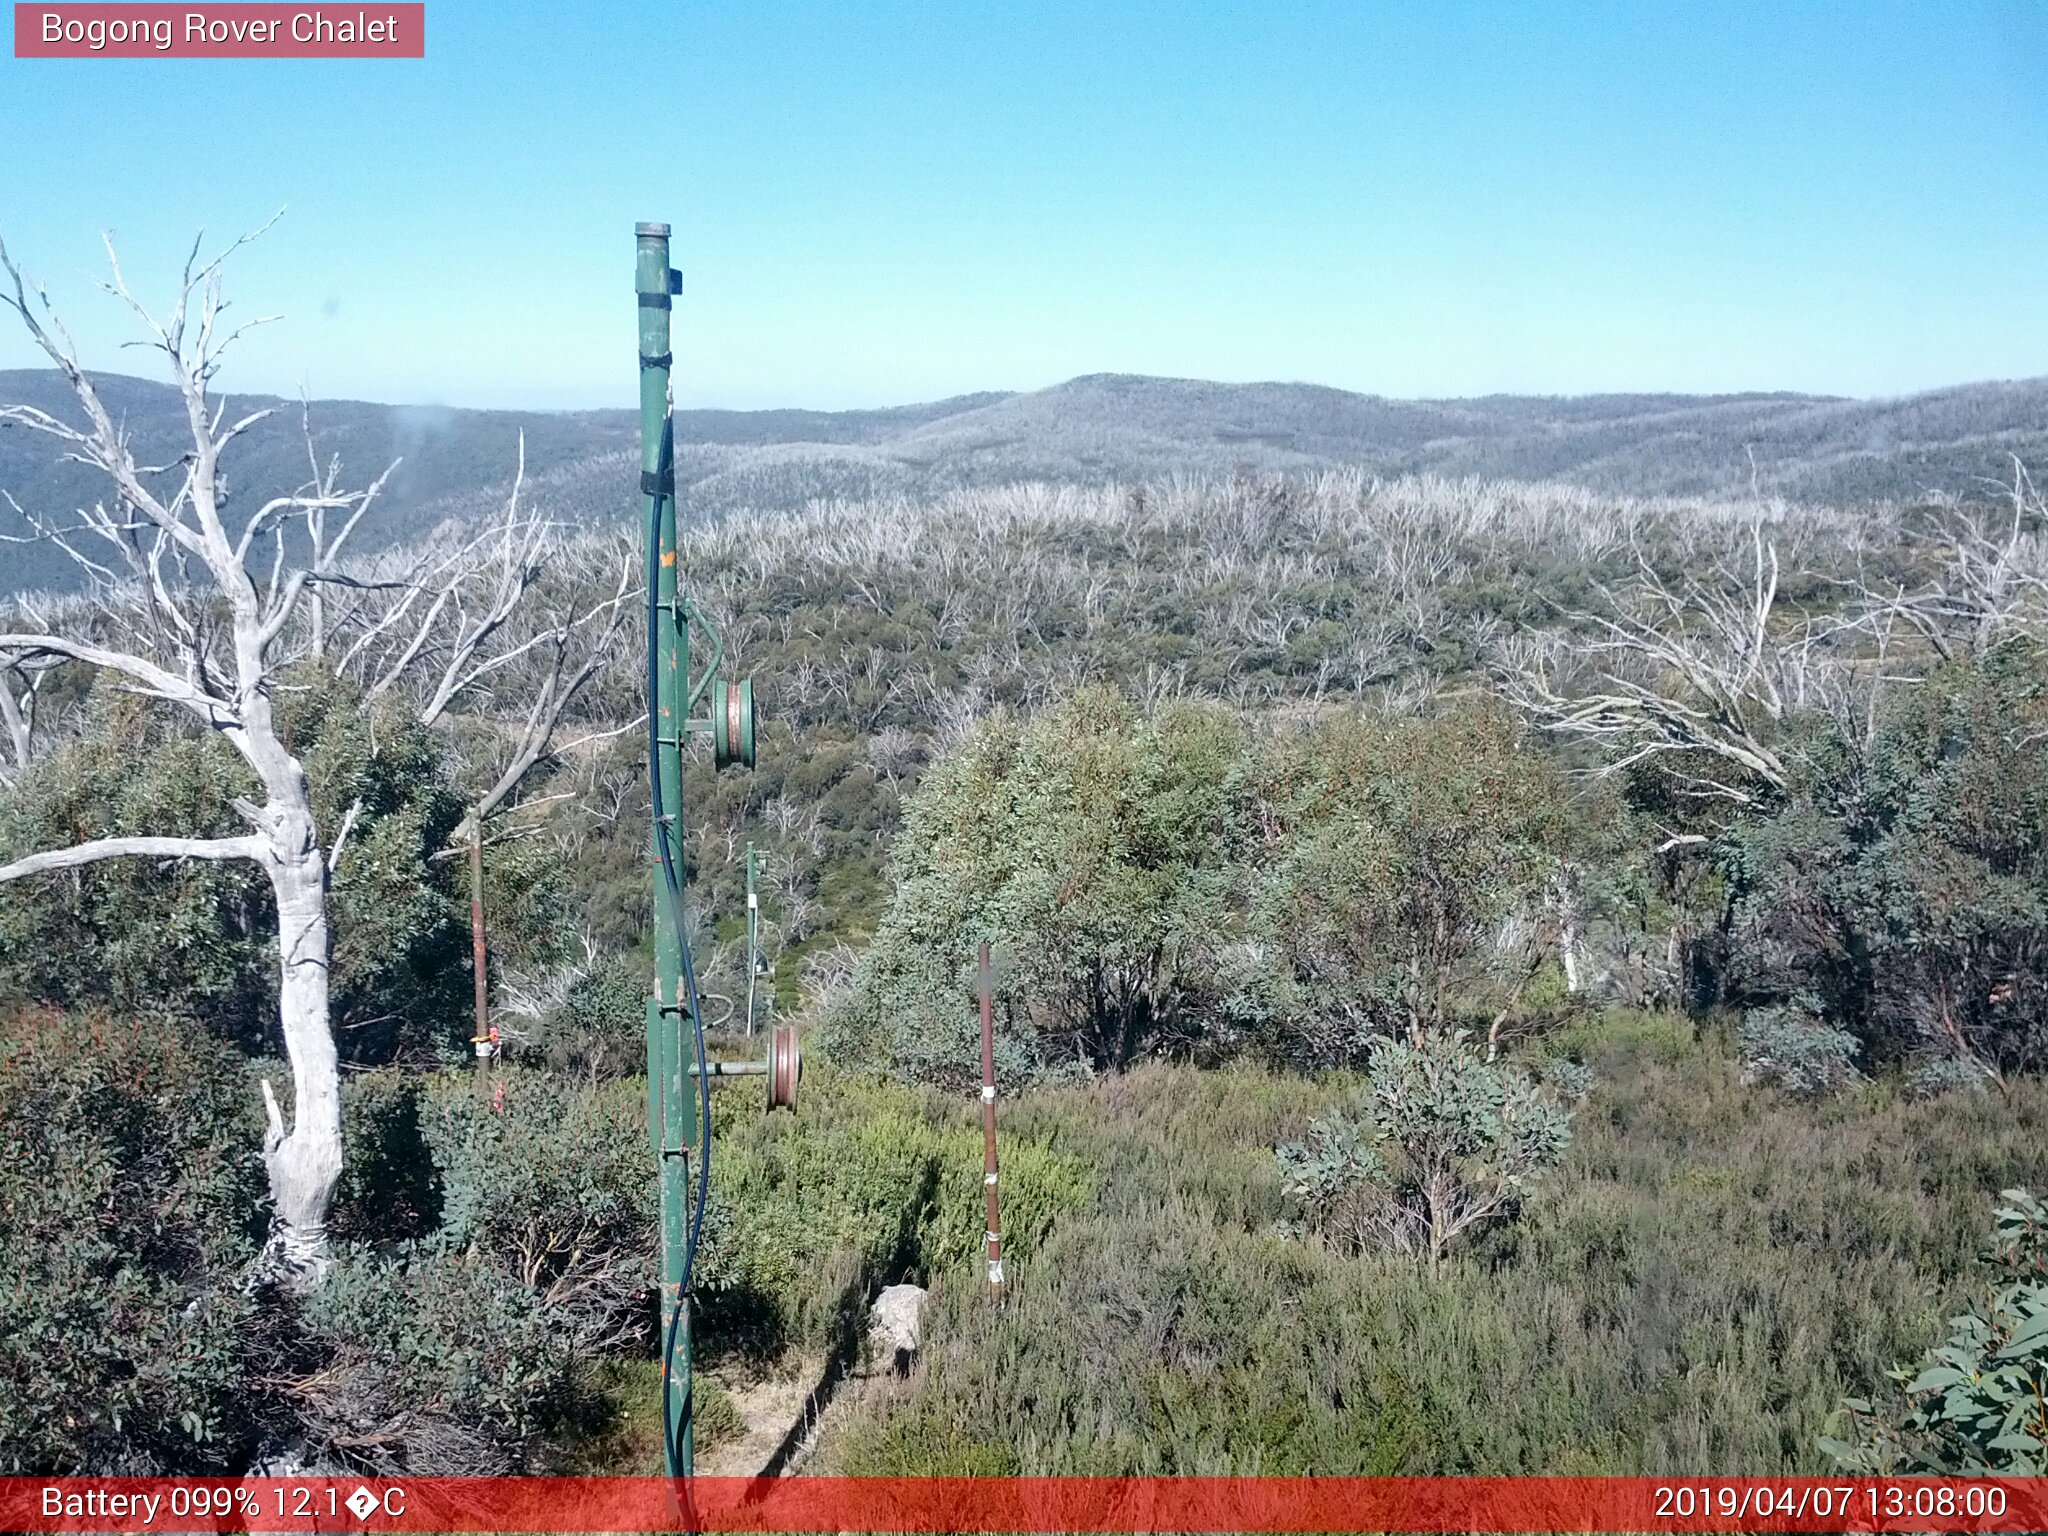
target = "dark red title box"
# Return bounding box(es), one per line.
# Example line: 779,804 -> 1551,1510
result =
15,3 -> 424,57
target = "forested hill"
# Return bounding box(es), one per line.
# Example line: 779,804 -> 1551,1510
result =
4,367 -> 2046,594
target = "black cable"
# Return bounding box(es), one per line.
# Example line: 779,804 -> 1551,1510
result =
646,473 -> 713,1484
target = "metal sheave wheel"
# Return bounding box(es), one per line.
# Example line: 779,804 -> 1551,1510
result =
712,677 -> 756,769
766,1023 -> 800,1112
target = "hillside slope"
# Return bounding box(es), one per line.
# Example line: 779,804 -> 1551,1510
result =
3,369 -> 2044,594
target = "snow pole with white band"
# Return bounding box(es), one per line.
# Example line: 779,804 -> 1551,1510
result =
978,940 -> 1005,1303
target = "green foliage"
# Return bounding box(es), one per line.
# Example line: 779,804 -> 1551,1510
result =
825,689 -> 1243,1087
1738,1004 -> 1864,1098
1541,1056 -> 1598,1102
0,692 -> 271,1036
1823,1189 -> 2048,1473
1907,1054 -> 1994,1100
0,673 -> 493,1062
1278,1032 -> 1573,1263
330,1071 -> 441,1243
833,1023 -> 2048,1476
418,1070 -> 656,1352
281,670 -> 471,1058
694,1060 -> 1094,1362
297,1244 -> 577,1474
472,827 -> 578,989
831,694 -> 1575,1090
532,948 -> 647,1077
305,1057 -> 1089,1467
296,1068 -> 655,1471
1237,707 -> 1570,1065
693,1373 -> 746,1449
1723,644 -> 2048,1079
0,1008 -> 265,1473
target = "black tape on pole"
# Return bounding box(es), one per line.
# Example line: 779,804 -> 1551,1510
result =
641,470 -> 674,498
638,292 -> 672,309
639,351 -> 673,370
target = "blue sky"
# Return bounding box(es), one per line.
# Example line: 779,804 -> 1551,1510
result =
1,1 -> 2044,409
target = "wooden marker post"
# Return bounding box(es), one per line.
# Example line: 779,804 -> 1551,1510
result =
978,941 -> 1004,1303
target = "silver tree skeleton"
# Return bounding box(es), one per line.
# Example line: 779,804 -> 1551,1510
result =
0,228 -> 630,1287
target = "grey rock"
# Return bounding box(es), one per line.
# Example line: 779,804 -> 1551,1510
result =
867,1283 -> 927,1375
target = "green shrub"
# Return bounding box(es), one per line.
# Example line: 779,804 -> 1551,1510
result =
1541,1056 -> 1597,1102
830,695 -> 1574,1087
1277,1032 -> 1572,1264
330,1071 -> 442,1243
1738,1004 -> 1864,1098
296,1068 -> 657,1472
295,1244 -> 577,1474
0,694 -> 272,1040
825,688 -> 1243,1087
1722,644 -> 2048,1079
695,1061 -> 1094,1362
834,1036 -> 2048,1476
1906,1055 -> 1993,1100
0,1008 -> 265,1473
0,673 -> 493,1063
693,1373 -> 746,1449
1236,707 -> 1570,1066
536,949 -> 648,1077
417,1069 -> 656,1352
1823,1188 -> 2048,1473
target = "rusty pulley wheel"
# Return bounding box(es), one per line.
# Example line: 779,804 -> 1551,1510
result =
767,1023 -> 800,1112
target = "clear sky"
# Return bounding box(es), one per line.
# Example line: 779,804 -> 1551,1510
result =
1,1 -> 2044,410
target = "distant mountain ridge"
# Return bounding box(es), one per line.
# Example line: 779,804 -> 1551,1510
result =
2,368 -> 2044,594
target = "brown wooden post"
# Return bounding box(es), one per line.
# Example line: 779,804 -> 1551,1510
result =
978,941 -> 1004,1303
468,813 -> 494,1077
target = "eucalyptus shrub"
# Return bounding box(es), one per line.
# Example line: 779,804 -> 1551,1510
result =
1277,1031 -> 1573,1266
0,1008 -> 265,1473
1234,706 -> 1571,1067
296,1245 -> 576,1475
824,688 -> 1243,1088
1738,1004 -> 1864,1098
1722,644 -> 2048,1080
830,694 -> 1576,1088
1906,1055 -> 1993,1101
0,676 -> 472,1060
1823,1188 -> 2048,1473
417,1070 -> 656,1353
537,949 -> 647,1077
290,1069 -> 653,1472
0,692 -> 272,1038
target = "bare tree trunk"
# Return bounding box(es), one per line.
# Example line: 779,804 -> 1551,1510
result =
1556,864 -> 1583,995
0,666 -> 32,783
258,819 -> 343,1288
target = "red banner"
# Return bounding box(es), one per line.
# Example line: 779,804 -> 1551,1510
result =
13,4 -> 423,57
5,1476 -> 2048,1533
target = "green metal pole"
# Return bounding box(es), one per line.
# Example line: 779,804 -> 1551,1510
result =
637,221 -> 695,1479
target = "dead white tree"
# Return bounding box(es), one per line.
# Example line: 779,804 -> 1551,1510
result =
1847,463 -> 2048,662
0,230 -> 628,1288
0,655 -> 56,787
1503,525 -> 1847,816
330,472 -> 635,1058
